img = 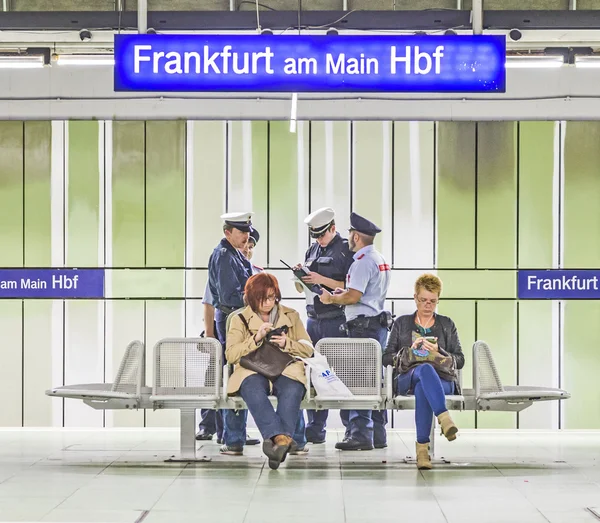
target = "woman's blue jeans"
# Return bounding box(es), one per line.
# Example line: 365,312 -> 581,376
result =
239,373 -> 306,443
395,363 -> 455,444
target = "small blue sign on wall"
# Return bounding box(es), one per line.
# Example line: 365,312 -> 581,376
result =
0,269 -> 105,298
518,270 -> 600,300
114,34 -> 506,93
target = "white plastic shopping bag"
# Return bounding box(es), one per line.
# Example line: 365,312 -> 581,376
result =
300,351 -> 353,398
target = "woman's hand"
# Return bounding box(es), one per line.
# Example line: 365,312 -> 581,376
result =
254,322 -> 273,343
411,337 -> 438,352
269,332 -> 287,349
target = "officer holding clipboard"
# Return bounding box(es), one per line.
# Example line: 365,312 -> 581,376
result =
289,207 -> 354,444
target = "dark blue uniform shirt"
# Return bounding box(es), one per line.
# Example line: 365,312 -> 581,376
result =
208,238 -> 252,310
304,232 -> 354,318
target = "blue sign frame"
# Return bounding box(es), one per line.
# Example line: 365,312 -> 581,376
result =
114,34 -> 506,93
0,269 -> 105,299
518,270 -> 600,300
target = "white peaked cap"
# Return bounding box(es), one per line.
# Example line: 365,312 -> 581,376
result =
304,207 -> 335,230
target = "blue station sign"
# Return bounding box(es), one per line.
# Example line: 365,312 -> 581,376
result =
518,270 -> 600,300
0,269 -> 105,299
114,34 -> 506,93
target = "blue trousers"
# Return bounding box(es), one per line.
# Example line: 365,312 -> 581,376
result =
346,322 -> 389,446
305,315 -> 348,442
240,373 -> 306,442
395,363 -> 455,444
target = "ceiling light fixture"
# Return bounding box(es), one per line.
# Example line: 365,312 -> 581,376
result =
53,54 -> 115,66
505,56 -> 564,69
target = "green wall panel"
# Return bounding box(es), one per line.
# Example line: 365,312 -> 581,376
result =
65,121 -> 104,427
0,122 -> 24,267
145,121 -> 185,268
24,122 -> 52,267
562,122 -> 600,429
518,301 -> 558,429
145,121 -> 186,427
229,121 -> 268,267
563,301 -> 600,429
476,122 -> 517,269
310,121 -> 351,234
352,121 -> 392,261
476,301 -> 517,429
67,121 -> 100,267
268,121 -> 310,267
518,122 -> 556,269
23,121 -> 53,427
436,122 -> 476,270
0,123 -> 24,426
112,121 -> 145,267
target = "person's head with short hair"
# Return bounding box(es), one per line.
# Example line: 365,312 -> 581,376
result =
245,272 -> 282,316
414,273 -> 442,315
348,212 -> 380,252
242,228 -> 260,260
304,207 -> 337,247
221,211 -> 253,250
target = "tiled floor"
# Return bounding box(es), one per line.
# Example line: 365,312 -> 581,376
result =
1,429 -> 600,523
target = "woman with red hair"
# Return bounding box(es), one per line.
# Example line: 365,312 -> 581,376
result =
226,272 -> 314,470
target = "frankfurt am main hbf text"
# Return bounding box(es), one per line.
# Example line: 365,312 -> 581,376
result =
132,44 -> 446,76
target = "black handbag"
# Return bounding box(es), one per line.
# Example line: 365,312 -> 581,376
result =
237,314 -> 294,381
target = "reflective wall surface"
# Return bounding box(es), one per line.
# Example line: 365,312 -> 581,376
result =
0,120 -> 598,429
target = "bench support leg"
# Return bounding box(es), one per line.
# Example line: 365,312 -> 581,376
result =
165,408 -> 212,463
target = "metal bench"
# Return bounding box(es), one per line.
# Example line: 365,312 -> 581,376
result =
45,336 -> 571,463
150,337 -> 222,461
45,340 -> 146,410
473,340 -> 570,411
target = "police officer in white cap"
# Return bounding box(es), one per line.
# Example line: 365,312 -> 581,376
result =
320,212 -> 391,451
295,207 -> 354,444
202,212 -> 260,454
197,227 -> 262,445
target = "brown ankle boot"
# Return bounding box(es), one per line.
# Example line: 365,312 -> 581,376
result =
437,411 -> 458,441
416,442 -> 432,470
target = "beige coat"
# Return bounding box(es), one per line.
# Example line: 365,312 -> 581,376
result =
225,304 -> 314,395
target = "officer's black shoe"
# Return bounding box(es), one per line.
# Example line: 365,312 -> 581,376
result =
374,442 -> 388,449
335,439 -> 374,451
306,437 -> 326,444
246,435 -> 260,446
195,430 -> 214,441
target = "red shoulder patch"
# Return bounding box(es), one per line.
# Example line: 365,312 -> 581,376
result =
378,264 -> 390,272
357,254 -> 365,260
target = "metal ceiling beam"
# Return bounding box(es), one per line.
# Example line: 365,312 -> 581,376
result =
138,0 -> 147,33
1,10 -> 600,32
472,0 -> 483,35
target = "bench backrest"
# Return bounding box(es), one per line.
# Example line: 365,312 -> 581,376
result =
152,338 -> 222,398
111,340 -> 145,397
473,340 -> 504,396
315,338 -> 382,397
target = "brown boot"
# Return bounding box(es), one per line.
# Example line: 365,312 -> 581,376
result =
263,435 -> 293,470
437,411 -> 458,441
416,442 -> 432,470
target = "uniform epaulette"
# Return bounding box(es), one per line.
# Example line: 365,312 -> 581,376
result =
357,254 -> 366,260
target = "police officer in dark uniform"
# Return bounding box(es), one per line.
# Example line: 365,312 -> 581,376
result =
205,212 -> 260,454
196,227 -> 261,444
295,207 -> 354,444
320,212 -> 391,451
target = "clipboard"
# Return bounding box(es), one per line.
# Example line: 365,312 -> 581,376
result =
280,260 -> 323,295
